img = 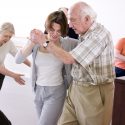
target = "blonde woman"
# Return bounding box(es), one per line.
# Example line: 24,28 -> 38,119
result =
0,22 -> 30,90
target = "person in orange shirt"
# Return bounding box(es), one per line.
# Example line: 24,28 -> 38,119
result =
115,38 -> 125,77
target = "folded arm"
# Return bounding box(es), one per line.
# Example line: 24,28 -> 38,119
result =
115,48 -> 125,62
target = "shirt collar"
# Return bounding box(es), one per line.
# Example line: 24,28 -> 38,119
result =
79,22 -> 98,42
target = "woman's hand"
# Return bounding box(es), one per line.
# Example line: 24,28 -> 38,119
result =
12,73 -> 25,85
0,66 -> 25,85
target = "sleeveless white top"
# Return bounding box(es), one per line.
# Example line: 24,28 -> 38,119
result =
35,50 -> 63,86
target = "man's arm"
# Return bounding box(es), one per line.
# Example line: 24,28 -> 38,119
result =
30,29 -> 76,64
47,42 -> 75,64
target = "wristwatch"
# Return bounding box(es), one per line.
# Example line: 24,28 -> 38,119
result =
43,41 -> 49,48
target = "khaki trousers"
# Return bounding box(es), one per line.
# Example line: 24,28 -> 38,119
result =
58,82 -> 114,125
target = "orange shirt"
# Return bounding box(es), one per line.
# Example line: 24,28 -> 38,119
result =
115,38 -> 125,69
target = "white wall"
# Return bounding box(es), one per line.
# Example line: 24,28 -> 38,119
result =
0,0 -> 125,43
0,0 -> 125,124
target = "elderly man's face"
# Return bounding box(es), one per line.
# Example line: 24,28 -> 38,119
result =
68,7 -> 89,35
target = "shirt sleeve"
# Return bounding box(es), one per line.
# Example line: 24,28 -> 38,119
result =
70,35 -> 108,67
9,41 -> 18,57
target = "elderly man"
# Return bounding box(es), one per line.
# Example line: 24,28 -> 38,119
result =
31,1 -> 115,125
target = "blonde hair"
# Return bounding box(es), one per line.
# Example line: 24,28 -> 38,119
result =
0,22 -> 15,34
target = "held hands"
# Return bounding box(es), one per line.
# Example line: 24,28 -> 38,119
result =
30,29 -> 46,44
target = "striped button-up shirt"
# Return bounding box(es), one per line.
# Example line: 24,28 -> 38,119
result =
70,22 -> 115,85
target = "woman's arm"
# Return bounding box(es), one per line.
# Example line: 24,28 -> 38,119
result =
0,65 -> 25,85
23,59 -> 31,67
115,38 -> 125,62
15,41 -> 35,64
115,48 -> 125,62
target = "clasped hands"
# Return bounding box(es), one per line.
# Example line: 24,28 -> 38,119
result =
30,29 -> 47,45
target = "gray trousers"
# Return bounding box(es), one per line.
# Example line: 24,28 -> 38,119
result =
34,84 -> 66,125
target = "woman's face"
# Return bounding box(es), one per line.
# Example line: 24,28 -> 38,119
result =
47,23 -> 61,43
0,31 -> 13,45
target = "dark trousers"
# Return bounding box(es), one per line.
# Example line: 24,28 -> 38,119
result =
0,111 -> 11,125
0,73 -> 5,90
115,67 -> 125,77
112,79 -> 125,125
0,74 -> 11,125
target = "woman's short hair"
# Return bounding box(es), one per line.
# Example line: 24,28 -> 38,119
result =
0,22 -> 15,34
45,11 -> 68,37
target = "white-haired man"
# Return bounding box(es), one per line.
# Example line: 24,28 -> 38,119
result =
31,2 -> 115,125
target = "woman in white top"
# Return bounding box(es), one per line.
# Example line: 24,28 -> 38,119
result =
0,22 -> 30,90
15,11 -> 78,125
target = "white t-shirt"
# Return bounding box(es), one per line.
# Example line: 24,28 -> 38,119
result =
35,50 -> 63,86
0,40 -> 17,66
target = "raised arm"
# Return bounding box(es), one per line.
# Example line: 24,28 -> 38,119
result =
15,40 -> 35,64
